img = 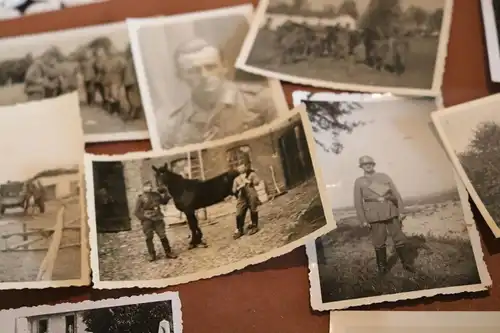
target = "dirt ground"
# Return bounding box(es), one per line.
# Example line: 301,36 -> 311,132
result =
0,84 -> 147,135
317,198 -> 482,304
97,178 -> 327,281
0,197 -> 82,282
245,30 -> 439,90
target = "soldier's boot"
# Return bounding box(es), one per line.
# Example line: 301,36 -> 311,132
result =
395,245 -> 415,273
233,216 -> 245,239
375,247 -> 388,276
160,237 -> 177,259
146,239 -> 156,262
248,212 -> 259,235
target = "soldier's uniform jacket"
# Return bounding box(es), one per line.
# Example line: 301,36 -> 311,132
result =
134,191 -> 171,222
353,172 -> 403,224
80,58 -> 96,82
24,61 -> 57,94
232,171 -> 260,201
101,56 -> 126,86
123,58 -> 137,87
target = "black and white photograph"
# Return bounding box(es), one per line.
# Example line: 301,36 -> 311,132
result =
0,93 -> 89,290
236,0 -> 453,96
85,110 -> 336,288
127,4 -> 289,150
431,94 -> 500,238
0,0 -> 106,21
292,92 -> 491,310
329,311 -> 500,333
0,22 -> 148,143
8,292 -> 182,333
481,0 -> 500,82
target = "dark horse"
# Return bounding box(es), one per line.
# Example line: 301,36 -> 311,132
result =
152,163 -> 240,249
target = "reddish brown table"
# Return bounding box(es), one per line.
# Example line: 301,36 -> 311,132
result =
0,0 -> 499,332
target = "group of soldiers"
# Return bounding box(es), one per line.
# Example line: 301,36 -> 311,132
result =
23,44 -> 142,121
133,163 -> 262,262
271,20 -> 409,75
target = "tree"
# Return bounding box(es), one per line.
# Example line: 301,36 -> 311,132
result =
358,0 -> 403,36
458,121 -> 500,223
337,0 -> 359,19
82,301 -> 174,333
303,100 -> 365,153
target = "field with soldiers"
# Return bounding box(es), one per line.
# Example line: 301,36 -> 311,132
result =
244,0 -> 446,89
0,36 -> 147,137
316,190 -> 482,303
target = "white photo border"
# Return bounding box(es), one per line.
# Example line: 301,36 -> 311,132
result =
480,0 -> 500,82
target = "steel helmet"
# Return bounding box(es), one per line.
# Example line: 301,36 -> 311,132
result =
359,155 -> 375,166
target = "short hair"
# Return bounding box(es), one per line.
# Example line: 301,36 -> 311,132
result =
174,38 -> 222,69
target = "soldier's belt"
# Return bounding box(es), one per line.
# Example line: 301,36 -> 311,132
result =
363,198 -> 386,203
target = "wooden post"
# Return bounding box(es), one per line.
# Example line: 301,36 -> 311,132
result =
36,206 -> 65,281
197,150 -> 208,221
22,221 -> 28,250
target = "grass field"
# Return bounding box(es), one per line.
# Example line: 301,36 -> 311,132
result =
316,196 -> 481,304
245,28 -> 439,89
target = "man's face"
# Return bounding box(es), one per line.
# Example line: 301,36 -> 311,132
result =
237,165 -> 246,174
177,46 -> 227,92
361,163 -> 375,173
143,184 -> 152,192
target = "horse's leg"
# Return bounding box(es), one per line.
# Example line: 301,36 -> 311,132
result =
185,211 -> 199,250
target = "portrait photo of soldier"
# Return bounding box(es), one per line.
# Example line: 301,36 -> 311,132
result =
0,22 -> 149,143
129,7 -> 287,150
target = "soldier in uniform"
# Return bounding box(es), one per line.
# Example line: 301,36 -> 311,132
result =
80,49 -> 97,106
23,57 -> 59,101
353,155 -> 415,275
161,38 -> 264,148
231,163 -> 261,239
123,45 -> 142,120
93,47 -> 109,111
134,180 -> 177,262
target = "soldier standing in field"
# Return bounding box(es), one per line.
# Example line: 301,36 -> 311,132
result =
24,56 -> 59,101
81,49 -> 97,106
353,155 -> 415,275
93,47 -> 110,111
134,180 -> 178,262
232,163 -> 261,239
123,45 -> 142,120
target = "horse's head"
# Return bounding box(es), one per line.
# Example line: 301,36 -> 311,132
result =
152,163 -> 171,188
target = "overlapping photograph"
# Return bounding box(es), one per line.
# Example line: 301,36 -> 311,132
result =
293,91 -> 491,310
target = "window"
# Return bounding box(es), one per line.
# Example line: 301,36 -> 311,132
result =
226,145 -> 252,170
171,155 -> 201,179
37,319 -> 48,333
65,314 -> 76,333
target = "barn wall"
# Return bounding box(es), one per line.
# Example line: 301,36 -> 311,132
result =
122,159 -> 143,230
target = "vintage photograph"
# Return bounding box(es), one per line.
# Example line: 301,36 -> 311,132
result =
0,93 -> 88,290
329,311 -> 500,333
293,93 -> 490,310
481,0 -> 500,82
0,22 -> 148,143
431,94 -> 500,238
127,4 -> 289,150
9,292 -> 182,333
0,1 -> 106,21
236,0 -> 453,96
85,110 -> 336,288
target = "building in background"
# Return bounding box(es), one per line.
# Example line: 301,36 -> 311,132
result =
27,311 -> 85,333
33,168 -> 80,200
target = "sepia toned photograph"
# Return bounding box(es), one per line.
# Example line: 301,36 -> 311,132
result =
0,93 -> 89,290
236,0 -> 453,96
0,0 -> 107,22
127,4 -> 289,150
8,292 -> 182,333
293,92 -> 491,310
481,0 -> 500,82
431,94 -> 500,238
0,22 -> 148,143
85,110 -> 336,288
329,311 -> 500,333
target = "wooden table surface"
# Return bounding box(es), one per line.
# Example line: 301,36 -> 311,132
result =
0,0 -> 499,332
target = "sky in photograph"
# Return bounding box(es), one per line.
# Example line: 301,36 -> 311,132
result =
0,25 -> 129,62
437,100 -> 500,154
309,98 -> 457,209
0,94 -> 84,183
272,0 -> 445,14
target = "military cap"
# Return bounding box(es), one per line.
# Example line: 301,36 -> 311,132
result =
359,155 -> 375,166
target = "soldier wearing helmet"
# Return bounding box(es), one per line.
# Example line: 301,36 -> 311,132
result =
353,155 -> 415,275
